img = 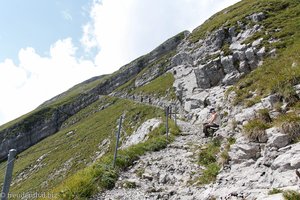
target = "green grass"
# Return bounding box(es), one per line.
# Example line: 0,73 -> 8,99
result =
0,96 -> 165,198
243,119 -> 271,141
189,0 -> 299,43
220,137 -> 236,165
283,190 -> 300,200
132,73 -> 176,100
273,112 -> 300,142
198,138 -> 221,166
268,189 -> 300,200
197,138 -> 221,185
269,188 -> 283,195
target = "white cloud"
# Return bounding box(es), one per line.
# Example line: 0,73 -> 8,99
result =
0,38 -> 99,125
81,0 -> 240,74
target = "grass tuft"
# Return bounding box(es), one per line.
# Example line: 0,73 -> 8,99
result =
243,119 -> 271,142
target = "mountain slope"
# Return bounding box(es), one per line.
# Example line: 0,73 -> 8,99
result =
1,0 -> 300,199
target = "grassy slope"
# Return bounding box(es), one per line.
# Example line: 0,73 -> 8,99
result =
0,96 -> 165,197
132,73 -> 176,100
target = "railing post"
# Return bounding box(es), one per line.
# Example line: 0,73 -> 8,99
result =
1,149 -> 17,200
174,106 -> 177,126
165,106 -> 169,141
113,116 -> 123,168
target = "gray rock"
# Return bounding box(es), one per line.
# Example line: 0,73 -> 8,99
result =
257,47 -> 266,58
122,118 -> 162,149
230,43 -> 247,51
252,38 -> 263,47
245,47 -> 256,61
229,26 -> 236,37
294,84 -> 300,98
266,127 -> 290,149
261,94 -> 280,109
221,56 -> 238,74
239,61 -> 251,74
222,72 -> 241,85
271,143 -> 300,170
233,51 -> 246,61
171,52 -> 192,67
194,60 -> 224,89
142,173 -> 153,181
209,28 -> 226,50
269,49 -> 277,58
248,12 -> 266,23
230,143 -> 261,163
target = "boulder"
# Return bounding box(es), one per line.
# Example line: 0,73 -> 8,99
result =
222,72 -> 241,85
248,12 -> 266,23
230,43 -> 246,51
245,47 -> 256,61
271,143 -> 300,170
122,118 -> 162,149
229,143 -> 261,163
252,38 -> 263,47
228,26 -> 236,37
233,51 -> 246,61
171,52 -> 192,67
261,94 -> 280,109
266,127 -> 290,149
194,60 -> 224,89
239,61 -> 251,74
257,47 -> 266,58
221,56 -> 238,74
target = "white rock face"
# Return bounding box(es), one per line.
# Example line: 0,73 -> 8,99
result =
122,118 -> 162,149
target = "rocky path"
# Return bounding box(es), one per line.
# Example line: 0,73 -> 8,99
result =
92,120 -> 208,200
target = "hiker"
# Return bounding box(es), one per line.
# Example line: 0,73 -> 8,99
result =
203,108 -> 219,137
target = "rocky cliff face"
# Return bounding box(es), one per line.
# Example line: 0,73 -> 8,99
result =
0,31 -> 187,162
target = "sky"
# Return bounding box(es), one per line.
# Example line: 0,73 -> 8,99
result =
0,0 -> 240,126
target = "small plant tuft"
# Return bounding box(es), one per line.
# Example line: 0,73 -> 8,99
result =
283,190 -> 300,200
243,119 -> 271,142
268,188 -> 283,195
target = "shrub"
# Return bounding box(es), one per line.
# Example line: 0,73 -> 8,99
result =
122,180 -> 137,189
257,108 -> 272,123
198,163 -> 221,185
220,137 -> 236,165
278,85 -> 299,105
243,119 -> 271,142
275,113 -> 300,142
198,138 -> 221,166
283,190 -> 300,200
268,188 -> 283,195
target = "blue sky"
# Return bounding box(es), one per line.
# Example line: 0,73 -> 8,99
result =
0,0 -> 92,62
0,0 -> 240,126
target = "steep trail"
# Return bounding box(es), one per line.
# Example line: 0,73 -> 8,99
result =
92,120 -> 209,200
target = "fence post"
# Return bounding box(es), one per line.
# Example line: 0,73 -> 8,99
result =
174,106 -> 177,126
165,106 -> 169,141
1,149 -> 17,200
113,116 -> 123,168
